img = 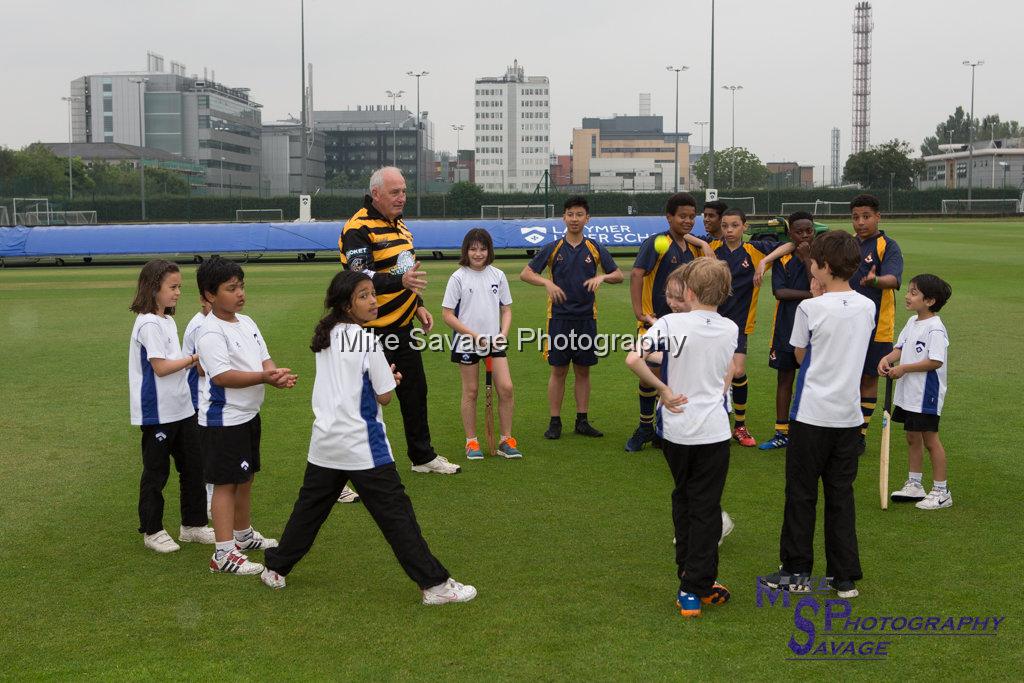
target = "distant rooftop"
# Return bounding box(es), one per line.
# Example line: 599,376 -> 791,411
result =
42,142 -> 182,162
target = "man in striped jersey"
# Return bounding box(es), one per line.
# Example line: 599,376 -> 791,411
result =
339,167 -> 460,475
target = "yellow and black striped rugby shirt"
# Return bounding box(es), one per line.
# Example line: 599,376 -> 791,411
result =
339,195 -> 420,330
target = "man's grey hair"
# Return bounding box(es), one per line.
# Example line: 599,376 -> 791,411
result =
369,166 -> 403,193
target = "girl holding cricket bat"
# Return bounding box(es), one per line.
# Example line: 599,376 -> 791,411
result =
260,270 -> 476,605
442,228 -> 521,460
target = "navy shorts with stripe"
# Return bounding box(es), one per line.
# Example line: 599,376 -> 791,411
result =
201,414 -> 261,485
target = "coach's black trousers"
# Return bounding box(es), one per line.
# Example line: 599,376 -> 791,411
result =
373,326 -> 436,466
662,439 -> 730,597
264,462 -> 450,589
138,414 -> 207,535
779,421 -> 863,582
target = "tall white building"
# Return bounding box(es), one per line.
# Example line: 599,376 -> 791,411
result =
474,60 -> 549,192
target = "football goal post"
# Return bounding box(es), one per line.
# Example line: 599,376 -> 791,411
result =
941,198 -> 1022,214
779,202 -> 818,215
0,206 -> 9,226
719,196 -> 756,215
813,200 -> 851,216
480,204 -> 554,219
236,208 -> 285,222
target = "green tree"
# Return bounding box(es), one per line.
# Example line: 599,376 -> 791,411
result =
447,181 -> 484,217
0,146 -> 16,183
326,170 -> 371,190
145,166 -> 188,195
920,107 -> 1022,155
13,144 -> 65,195
692,147 -> 769,189
843,139 -> 924,190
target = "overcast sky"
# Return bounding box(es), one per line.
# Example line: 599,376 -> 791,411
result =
2,0 -> 1021,180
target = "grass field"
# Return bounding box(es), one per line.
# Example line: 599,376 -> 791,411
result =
1,219 -> 1022,680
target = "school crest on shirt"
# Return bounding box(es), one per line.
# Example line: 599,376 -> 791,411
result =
865,254 -> 874,264
491,283 -> 499,295
741,257 -> 750,269
585,255 -> 592,264
915,340 -> 926,353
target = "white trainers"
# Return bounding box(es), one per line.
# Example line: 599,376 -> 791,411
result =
235,528 -> 279,551
179,525 -> 216,544
719,511 -> 735,546
143,529 -> 180,554
261,568 -> 286,589
891,479 -> 927,502
411,455 -> 462,475
337,484 -> 360,504
210,549 -> 264,575
916,488 -> 953,510
422,577 -> 477,605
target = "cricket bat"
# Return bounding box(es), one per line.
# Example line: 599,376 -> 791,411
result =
484,356 -> 495,457
879,376 -> 893,510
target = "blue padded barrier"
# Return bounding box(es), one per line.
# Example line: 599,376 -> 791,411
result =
0,216 -> 706,258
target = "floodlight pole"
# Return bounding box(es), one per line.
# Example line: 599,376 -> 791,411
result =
963,60 -> 983,202
707,0 -> 716,189
299,0 -> 307,196
666,65 -> 689,192
386,89 -> 405,165
722,85 -> 743,188
129,78 -> 148,221
61,96 -> 81,201
407,70 -> 428,217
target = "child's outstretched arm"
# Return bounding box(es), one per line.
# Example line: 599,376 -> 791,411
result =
625,350 -> 686,413
882,355 -> 941,380
375,364 -> 402,405
683,233 -> 715,258
520,265 -> 567,303
754,241 -> 796,286
148,353 -> 199,378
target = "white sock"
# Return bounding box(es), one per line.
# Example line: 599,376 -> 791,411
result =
234,527 -> 253,542
933,480 -> 948,492
214,540 -> 234,559
909,472 -> 923,484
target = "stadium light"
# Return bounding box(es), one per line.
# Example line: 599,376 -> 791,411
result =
128,77 -> 149,221
407,70 -> 429,217
722,85 -> 743,188
60,96 -> 82,201
386,89 -> 405,166
963,60 -> 984,202
666,65 -> 689,192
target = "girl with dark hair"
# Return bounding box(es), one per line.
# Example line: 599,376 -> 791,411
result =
262,270 -> 477,605
128,260 -> 214,554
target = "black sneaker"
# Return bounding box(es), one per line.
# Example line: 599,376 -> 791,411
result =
831,578 -> 859,599
760,568 -> 812,593
544,420 -> 562,440
575,420 -> 604,437
624,423 -> 656,451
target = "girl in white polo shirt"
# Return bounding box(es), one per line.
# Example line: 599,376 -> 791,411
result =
128,260 -> 214,554
261,270 -> 476,605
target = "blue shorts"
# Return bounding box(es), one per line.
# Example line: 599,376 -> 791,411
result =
545,318 -> 599,367
862,340 -> 893,377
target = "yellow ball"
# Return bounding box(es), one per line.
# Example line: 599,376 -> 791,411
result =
654,234 -> 671,255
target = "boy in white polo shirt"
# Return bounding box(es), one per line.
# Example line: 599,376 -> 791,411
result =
261,271 -> 476,605
880,274 -> 953,510
195,257 -> 297,576
626,258 -> 736,619
760,230 -> 875,599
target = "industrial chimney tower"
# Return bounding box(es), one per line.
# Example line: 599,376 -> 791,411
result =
851,2 -> 873,154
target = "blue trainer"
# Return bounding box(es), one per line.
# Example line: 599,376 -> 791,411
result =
676,591 -> 701,618
758,431 -> 789,450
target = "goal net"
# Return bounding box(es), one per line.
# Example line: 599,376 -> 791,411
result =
779,202 -> 817,215
813,200 -> 851,215
480,204 -> 554,219
941,199 -> 1022,214
0,206 -> 9,226
236,208 -> 285,222
719,196 -> 755,214
14,210 -> 98,226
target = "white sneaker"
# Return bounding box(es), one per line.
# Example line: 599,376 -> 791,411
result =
337,484 -> 360,504
719,511 -> 735,546
210,549 -> 264,575
179,525 -> 216,544
916,488 -> 952,510
261,568 -> 286,589
235,528 -> 279,551
143,529 -> 180,554
411,455 -> 462,475
891,479 -> 927,502
422,577 -> 477,605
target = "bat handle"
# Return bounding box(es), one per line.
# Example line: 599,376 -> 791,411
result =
485,355 -> 493,380
884,375 -> 894,412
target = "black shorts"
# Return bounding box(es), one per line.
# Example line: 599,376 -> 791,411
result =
862,340 -> 893,377
769,346 -> 799,370
734,333 -> 748,356
450,347 -> 508,365
545,318 -> 599,367
892,406 -> 940,432
201,414 -> 262,485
